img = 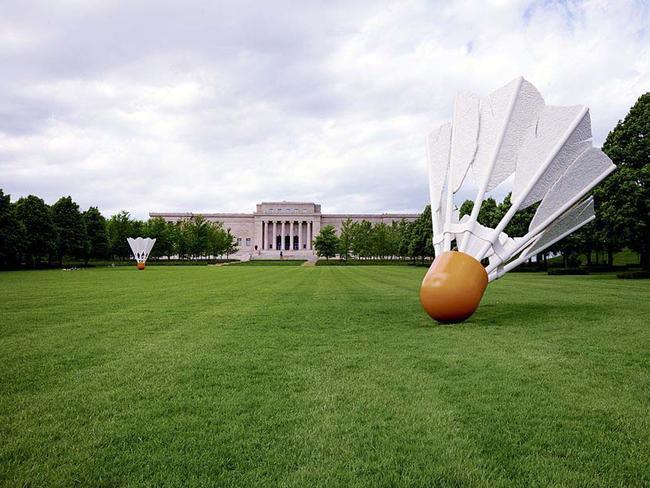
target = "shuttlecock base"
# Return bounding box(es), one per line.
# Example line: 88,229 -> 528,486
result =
137,263 -> 145,270
420,251 -> 488,323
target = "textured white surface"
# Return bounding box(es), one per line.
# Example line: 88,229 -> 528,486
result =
470,79 -> 515,189
487,79 -> 544,191
488,198 -> 595,281
426,123 -> 451,211
427,123 -> 452,256
513,106 -> 591,207
426,77 -> 615,280
525,198 -> 594,258
529,147 -> 615,231
450,92 -> 479,192
127,237 -> 156,264
471,78 -> 544,192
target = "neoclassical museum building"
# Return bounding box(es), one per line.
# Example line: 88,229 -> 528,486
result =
150,201 -> 418,258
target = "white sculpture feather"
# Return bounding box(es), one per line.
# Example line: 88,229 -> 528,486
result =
426,77 -> 615,283
127,237 -> 156,269
420,77 -> 615,323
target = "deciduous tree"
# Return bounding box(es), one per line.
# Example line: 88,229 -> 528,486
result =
52,196 -> 88,264
0,189 -> 25,266
598,92 -> 650,267
107,211 -> 134,260
314,225 -> 339,260
15,195 -> 58,266
83,207 -> 109,261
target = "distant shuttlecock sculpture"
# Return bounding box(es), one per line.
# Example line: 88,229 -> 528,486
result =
421,77 -> 615,323
127,237 -> 156,270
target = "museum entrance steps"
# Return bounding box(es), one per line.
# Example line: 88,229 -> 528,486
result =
251,250 -> 315,260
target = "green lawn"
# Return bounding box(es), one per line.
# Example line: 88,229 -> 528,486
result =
1,267 -> 648,487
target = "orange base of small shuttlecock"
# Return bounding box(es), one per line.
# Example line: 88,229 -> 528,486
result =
420,251 -> 488,323
137,262 -> 145,270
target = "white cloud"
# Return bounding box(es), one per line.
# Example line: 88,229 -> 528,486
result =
0,0 -> 648,218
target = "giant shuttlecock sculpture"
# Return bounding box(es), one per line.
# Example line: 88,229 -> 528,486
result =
127,237 -> 156,270
421,77 -> 615,323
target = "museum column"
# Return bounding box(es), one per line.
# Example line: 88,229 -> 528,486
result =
298,221 -> 302,250
289,222 -> 294,250
281,221 -> 285,250
272,221 -> 276,250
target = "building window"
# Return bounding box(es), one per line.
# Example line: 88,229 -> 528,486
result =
237,238 -> 242,245
246,238 -> 251,247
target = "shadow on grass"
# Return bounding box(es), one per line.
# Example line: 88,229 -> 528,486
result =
464,301 -> 614,328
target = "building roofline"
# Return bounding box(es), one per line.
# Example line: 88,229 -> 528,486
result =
150,211 -> 421,219
322,213 -> 420,218
149,212 -> 254,218
258,201 -> 316,205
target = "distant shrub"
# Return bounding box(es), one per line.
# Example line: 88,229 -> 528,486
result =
548,268 -> 589,276
510,264 -> 547,273
567,256 -> 582,268
584,264 -> 626,272
617,270 -> 650,279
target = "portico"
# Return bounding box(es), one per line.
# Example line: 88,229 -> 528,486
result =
260,219 -> 314,251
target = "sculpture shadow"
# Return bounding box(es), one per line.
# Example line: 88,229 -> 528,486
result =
465,301 -> 612,328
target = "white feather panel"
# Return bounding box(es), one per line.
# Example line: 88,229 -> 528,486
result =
523,198 -> 594,259
513,106 -> 592,208
450,92 -> 479,192
529,148 -> 614,232
427,123 -> 452,212
472,78 -> 545,192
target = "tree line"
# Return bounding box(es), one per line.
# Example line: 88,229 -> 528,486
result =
312,199 -> 538,263
314,211 -> 436,262
1,93 -> 647,268
0,195 -> 238,267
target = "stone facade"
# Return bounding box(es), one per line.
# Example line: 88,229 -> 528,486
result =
150,201 -> 419,257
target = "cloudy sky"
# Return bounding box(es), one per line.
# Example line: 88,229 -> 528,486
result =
1,0 -> 648,218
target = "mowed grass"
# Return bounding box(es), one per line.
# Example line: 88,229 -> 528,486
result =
0,267 -> 648,487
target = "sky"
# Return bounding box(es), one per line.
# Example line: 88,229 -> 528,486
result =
1,0 -> 648,219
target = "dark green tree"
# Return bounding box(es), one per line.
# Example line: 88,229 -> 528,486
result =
186,215 -> 212,258
224,228 -> 238,258
83,207 -> 109,261
0,189 -> 25,266
144,217 -> 173,259
407,205 -> 434,262
498,194 -> 538,238
207,221 -> 229,258
597,92 -> 649,267
172,220 -> 189,259
351,220 -> 372,258
15,195 -> 58,266
387,221 -> 401,259
314,225 -> 340,260
164,221 -> 178,259
338,218 -> 354,260
459,197 -> 503,228
130,219 -> 145,238
107,211 -> 134,260
396,219 -> 412,259
370,223 -> 391,259
52,196 -> 88,264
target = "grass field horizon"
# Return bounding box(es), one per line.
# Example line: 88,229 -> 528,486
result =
1,266 -> 648,487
